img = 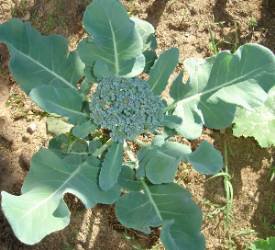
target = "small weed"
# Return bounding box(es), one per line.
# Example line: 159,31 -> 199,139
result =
203,199 -> 225,220
11,0 -> 31,18
122,232 -> 144,250
208,25 -> 220,55
248,17 -> 258,30
209,135 -> 235,249
269,166 -> 275,181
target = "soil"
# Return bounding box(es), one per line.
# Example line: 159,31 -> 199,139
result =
0,0 -> 275,250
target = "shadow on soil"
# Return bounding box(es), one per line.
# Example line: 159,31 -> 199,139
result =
145,0 -> 168,28
259,0 -> 275,51
212,0 -> 233,24
12,0 -> 89,36
212,0 -> 275,51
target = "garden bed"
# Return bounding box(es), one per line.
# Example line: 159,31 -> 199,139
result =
0,0 -> 274,249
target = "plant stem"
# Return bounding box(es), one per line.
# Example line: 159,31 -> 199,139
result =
92,138 -> 112,157
164,101 -> 177,113
222,136 -> 234,249
124,143 -> 140,171
223,141 -> 233,227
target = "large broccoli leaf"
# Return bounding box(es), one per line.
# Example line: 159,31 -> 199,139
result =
116,182 -> 205,250
169,44 -> 275,139
0,19 -> 88,123
30,86 -> 88,124
0,19 -> 84,94
1,149 -> 120,245
233,86 -> 275,148
78,0 -> 145,78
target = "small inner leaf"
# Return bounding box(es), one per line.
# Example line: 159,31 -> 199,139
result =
99,142 -> 124,191
188,141 -> 223,175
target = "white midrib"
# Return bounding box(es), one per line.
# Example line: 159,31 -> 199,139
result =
141,180 -> 163,221
49,101 -> 88,117
15,48 -> 77,91
108,20 -> 120,75
151,66 -> 165,92
180,63 -> 271,104
20,166 -> 81,220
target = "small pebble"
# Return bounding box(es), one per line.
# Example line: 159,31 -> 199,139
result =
22,135 -> 30,143
27,123 -> 37,134
19,150 -> 32,171
248,191 -> 255,199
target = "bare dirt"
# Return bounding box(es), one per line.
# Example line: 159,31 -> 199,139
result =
0,0 -> 275,249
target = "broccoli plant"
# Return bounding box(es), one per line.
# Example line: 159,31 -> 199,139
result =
0,0 -> 275,249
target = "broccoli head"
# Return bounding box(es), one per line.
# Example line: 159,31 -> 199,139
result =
90,77 -> 165,142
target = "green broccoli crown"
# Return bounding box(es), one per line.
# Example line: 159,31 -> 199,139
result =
90,77 -> 165,142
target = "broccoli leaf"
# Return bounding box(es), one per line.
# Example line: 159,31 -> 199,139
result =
138,141 -> 191,184
138,140 -> 223,183
48,134 -> 89,159
188,141 -> 223,175
233,86 -> 275,148
99,142 -> 124,191
116,182 -> 205,250
72,120 -> 97,139
138,148 -> 180,184
118,165 -> 143,192
0,19 -> 88,123
30,86 -> 88,124
78,0 -> 145,78
148,48 -> 179,95
170,44 -> 275,139
131,17 -> 157,72
0,19 -> 84,94
46,117 -> 73,136
1,149 -> 120,245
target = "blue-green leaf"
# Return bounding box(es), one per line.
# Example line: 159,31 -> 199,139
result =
138,142 -> 191,184
131,17 -> 157,72
188,141 -> 223,175
1,149 -> 120,245
30,86 -> 88,124
171,44 -> 275,139
148,48 -> 179,95
233,86 -> 275,148
118,166 -> 142,192
0,19 -> 84,94
48,134 -> 89,159
116,182 -> 205,250
169,72 -> 185,102
79,0 -> 144,78
46,117 -> 73,136
72,120 -> 97,139
99,142 -> 124,191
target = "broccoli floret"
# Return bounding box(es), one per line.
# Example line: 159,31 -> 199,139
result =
90,77 -> 165,142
